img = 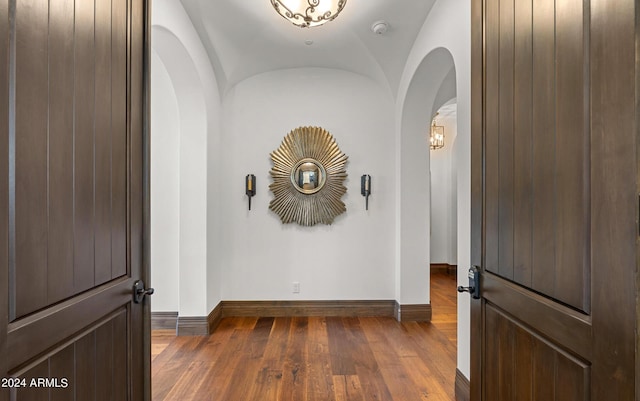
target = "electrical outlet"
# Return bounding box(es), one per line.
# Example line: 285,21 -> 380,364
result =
292,282 -> 300,294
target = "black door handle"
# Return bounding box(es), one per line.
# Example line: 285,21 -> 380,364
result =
457,266 -> 481,299
457,285 -> 475,293
133,280 -> 154,304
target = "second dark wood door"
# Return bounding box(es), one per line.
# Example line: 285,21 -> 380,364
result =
470,0 -> 637,399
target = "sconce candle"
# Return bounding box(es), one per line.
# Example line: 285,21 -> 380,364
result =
361,174 -> 371,210
246,174 -> 256,210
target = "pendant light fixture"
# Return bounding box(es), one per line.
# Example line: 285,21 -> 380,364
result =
429,113 -> 445,150
270,0 -> 347,28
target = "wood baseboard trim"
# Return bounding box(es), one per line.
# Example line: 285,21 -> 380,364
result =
396,302 -> 432,322
221,300 -> 396,318
455,368 -> 470,401
431,263 -> 457,274
173,300 -> 431,336
151,311 -> 178,330
207,302 -> 223,334
176,316 -> 208,336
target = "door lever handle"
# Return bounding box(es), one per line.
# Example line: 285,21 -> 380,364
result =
457,266 -> 481,299
457,285 -> 475,294
133,280 -> 154,304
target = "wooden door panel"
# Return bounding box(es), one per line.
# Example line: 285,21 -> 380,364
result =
6,278 -> 132,370
47,0 -> 76,305
95,0 -> 114,286
75,333 -> 96,401
13,309 -> 127,401
497,0 -> 514,284
512,0 -> 533,288
12,0 -> 132,320
483,272 -> 591,359
13,0 -> 49,320
1,0 -> 149,399
111,0 -> 128,281
49,344 -> 75,401
484,0 -> 589,313
16,360 -> 48,401
553,0 -> 589,313
485,304 -> 590,401
472,0 -> 637,399
73,0 -> 98,296
589,0 -> 637,396
484,0 -> 500,279
529,0 -> 557,301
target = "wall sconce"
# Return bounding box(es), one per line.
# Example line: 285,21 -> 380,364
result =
246,174 -> 256,210
361,174 -> 371,210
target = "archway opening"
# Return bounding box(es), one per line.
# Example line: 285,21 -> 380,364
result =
399,45 -> 459,342
150,25 -> 209,323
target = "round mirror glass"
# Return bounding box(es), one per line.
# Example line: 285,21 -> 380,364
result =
291,158 -> 327,194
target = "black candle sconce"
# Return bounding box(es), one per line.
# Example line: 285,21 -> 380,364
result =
246,174 -> 256,210
361,174 -> 371,210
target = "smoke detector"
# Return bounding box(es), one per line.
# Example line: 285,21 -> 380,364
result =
371,20 -> 389,35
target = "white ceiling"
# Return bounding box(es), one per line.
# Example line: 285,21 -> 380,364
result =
180,0 -> 437,97
438,100 -> 457,119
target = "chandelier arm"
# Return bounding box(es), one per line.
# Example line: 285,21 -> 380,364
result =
271,0 -> 347,28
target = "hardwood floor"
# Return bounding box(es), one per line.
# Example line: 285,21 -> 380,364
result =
430,269 -> 458,346
152,270 -> 458,400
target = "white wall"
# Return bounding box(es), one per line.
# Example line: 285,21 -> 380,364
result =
429,105 -> 458,265
397,47 -> 455,307
151,1 -> 222,316
218,68 -> 396,300
449,134 -> 458,265
150,51 -> 180,312
397,0 -> 471,380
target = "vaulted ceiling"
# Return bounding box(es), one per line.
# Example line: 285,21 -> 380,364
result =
180,0 -> 437,97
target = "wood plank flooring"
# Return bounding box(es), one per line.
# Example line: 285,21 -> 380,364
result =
152,270 -> 458,401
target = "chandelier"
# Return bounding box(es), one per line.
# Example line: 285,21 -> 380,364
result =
270,0 -> 347,28
429,113 -> 445,150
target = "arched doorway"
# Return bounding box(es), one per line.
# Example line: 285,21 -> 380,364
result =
398,46 -> 457,302
150,25 -> 209,322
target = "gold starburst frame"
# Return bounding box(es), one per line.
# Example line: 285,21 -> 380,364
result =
269,126 -> 348,226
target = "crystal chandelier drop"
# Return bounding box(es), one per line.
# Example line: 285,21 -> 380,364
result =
429,113 -> 445,150
270,0 -> 347,28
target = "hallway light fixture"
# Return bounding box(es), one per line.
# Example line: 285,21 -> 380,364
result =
246,174 -> 256,210
361,174 -> 371,210
270,0 -> 347,28
429,113 -> 445,150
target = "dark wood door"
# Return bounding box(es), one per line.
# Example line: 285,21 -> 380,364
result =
470,0 -> 637,399
0,0 -> 150,399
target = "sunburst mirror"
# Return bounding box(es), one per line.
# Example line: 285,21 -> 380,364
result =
269,126 -> 348,226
